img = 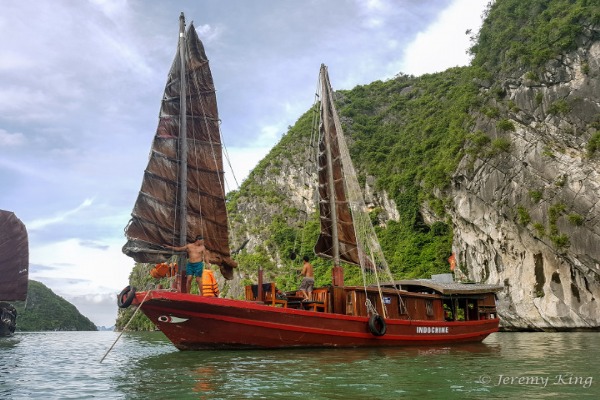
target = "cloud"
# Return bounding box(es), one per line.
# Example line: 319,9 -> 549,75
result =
62,292 -> 118,327
224,146 -> 272,191
195,24 -> 224,43
354,0 -> 396,29
28,198 -> 95,231
399,0 -> 485,76
29,263 -> 57,273
79,240 -> 111,251
0,129 -> 26,146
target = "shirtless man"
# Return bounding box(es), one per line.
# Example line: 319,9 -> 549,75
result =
299,255 -> 315,301
164,235 -> 208,294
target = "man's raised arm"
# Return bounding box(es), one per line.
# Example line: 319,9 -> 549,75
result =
164,243 -> 187,252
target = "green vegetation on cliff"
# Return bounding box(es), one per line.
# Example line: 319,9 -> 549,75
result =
470,0 -> 599,75
13,280 -> 97,331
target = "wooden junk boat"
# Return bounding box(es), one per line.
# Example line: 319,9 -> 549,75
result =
118,13 -> 502,350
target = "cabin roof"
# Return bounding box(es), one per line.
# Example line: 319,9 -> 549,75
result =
392,279 -> 503,295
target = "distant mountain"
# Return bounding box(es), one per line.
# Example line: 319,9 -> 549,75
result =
96,325 -> 115,331
12,280 -> 97,331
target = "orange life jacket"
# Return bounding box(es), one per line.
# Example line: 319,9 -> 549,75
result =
448,253 -> 456,271
201,269 -> 219,297
150,262 -> 178,279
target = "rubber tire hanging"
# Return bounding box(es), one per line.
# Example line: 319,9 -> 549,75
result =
368,314 -> 386,336
117,286 -> 136,308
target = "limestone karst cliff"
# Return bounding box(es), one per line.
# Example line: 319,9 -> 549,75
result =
452,23 -> 600,330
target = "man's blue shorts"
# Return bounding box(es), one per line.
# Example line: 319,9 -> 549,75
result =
186,261 -> 204,277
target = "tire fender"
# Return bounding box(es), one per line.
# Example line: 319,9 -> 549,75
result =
117,285 -> 136,308
368,314 -> 386,337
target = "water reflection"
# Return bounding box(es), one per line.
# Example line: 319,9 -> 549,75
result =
114,335 -> 505,399
0,336 -> 21,399
0,335 -> 20,349
192,365 -> 218,397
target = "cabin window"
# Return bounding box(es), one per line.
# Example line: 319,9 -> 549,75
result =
443,301 -> 454,321
425,300 -> 434,317
467,300 -> 478,321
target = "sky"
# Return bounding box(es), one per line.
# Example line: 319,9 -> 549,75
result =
0,0 -> 488,327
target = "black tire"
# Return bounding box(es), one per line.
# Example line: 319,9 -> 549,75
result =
117,286 -> 136,308
368,314 -> 386,336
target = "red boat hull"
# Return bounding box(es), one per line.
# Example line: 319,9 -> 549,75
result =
131,290 -> 499,350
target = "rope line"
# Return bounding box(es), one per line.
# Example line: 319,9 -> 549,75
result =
99,289 -> 153,363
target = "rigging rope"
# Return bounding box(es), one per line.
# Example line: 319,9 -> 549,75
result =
99,289 -> 153,363
293,81 -> 323,260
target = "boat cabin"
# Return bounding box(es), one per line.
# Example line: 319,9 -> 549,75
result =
388,279 -> 502,321
244,277 -> 502,323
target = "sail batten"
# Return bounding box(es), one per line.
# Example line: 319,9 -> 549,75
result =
123,17 -> 236,279
314,65 -> 361,266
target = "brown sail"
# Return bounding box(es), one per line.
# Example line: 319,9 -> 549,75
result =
0,210 -> 29,301
123,16 -> 236,279
314,65 -> 360,266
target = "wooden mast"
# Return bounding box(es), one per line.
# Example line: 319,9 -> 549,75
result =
320,64 -> 344,286
177,12 -> 188,293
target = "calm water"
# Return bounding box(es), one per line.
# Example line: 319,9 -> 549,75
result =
0,331 -> 598,399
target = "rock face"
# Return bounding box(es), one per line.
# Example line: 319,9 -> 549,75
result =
450,34 -> 600,330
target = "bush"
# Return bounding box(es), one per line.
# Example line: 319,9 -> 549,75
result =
535,92 -> 543,106
568,213 -> 584,226
529,190 -> 543,203
548,99 -> 571,115
497,119 -> 516,132
582,62 -> 590,74
586,132 -> 600,156
517,206 -> 531,225
551,234 -> 570,249
533,222 -> 546,237
525,71 -> 538,81
491,138 -> 512,153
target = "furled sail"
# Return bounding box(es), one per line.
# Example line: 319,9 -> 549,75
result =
314,65 -> 390,275
0,210 -> 29,301
314,65 -> 361,266
123,17 -> 236,279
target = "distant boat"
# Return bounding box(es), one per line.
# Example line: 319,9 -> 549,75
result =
0,210 -> 29,337
118,14 -> 502,350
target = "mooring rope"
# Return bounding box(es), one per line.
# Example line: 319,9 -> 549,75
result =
99,289 -> 152,363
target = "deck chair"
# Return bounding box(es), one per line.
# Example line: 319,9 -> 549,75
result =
264,283 -> 288,308
244,285 -> 256,301
245,283 -> 272,301
306,288 -> 328,312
